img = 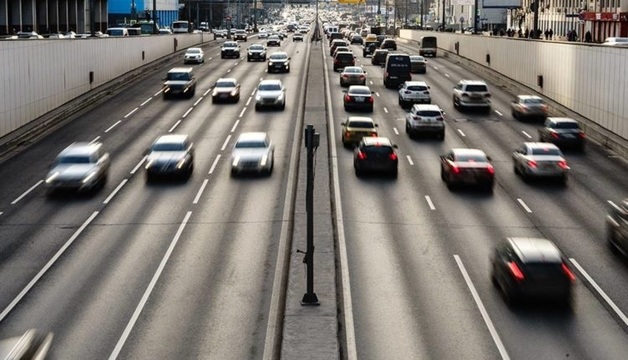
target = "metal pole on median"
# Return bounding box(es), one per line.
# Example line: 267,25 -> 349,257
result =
301,124 -> 319,306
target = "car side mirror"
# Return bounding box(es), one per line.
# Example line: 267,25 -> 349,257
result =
487,156 -> 492,161
393,144 -> 399,149
374,124 -> 379,127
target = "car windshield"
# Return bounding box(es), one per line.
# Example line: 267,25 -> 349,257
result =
348,121 -> 374,128
554,122 -> 580,129
236,140 -> 267,149
349,88 -> 371,95
167,72 -> 190,81
187,49 -> 201,54
57,155 -> 93,164
270,54 -> 287,60
224,43 -> 237,47
365,146 -> 393,155
531,147 -> 561,156
152,143 -> 186,151
216,81 -> 236,88
259,83 -> 281,91
465,85 -> 488,92
456,154 -> 487,162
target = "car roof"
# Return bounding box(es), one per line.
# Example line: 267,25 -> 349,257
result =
269,52 -> 288,56
412,104 -> 441,111
547,117 -> 578,124
59,142 -> 102,156
361,136 -> 393,147
217,77 -> 238,83
237,132 -> 268,142
154,134 -> 188,145
517,95 -> 542,100
524,142 -> 560,150
404,81 -> 428,86
450,148 -> 487,157
186,47 -> 202,51
347,85 -> 371,92
168,67 -> 193,73
347,116 -> 374,123
342,66 -> 364,72
459,79 -> 487,85
506,237 -> 563,264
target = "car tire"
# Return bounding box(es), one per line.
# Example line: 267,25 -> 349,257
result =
355,167 -> 363,177
390,168 -> 398,178
280,102 -> 286,111
255,104 -> 260,111
438,131 -> 445,140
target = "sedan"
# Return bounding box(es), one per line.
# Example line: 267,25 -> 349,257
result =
45,142 -> 110,194
354,137 -> 398,177
513,142 -> 569,184
339,66 -> 367,87
258,31 -> 268,39
267,35 -> 281,46
247,44 -> 267,61
340,116 -> 378,147
267,52 -> 290,73
212,78 -> 240,103
440,148 -> 495,192
343,85 -> 374,112
255,79 -> 286,111
183,47 -> 204,64
491,237 -> 575,306
409,55 -> 427,74
538,117 -> 586,150
145,134 -> 194,181
293,32 -> 304,41
231,132 -> 274,176
511,95 -> 548,121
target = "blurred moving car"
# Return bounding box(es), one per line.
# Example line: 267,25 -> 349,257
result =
162,67 -> 196,99
247,44 -> 267,61
538,118 -> 586,150
398,81 -> 431,108
512,142 -> 569,184
267,52 -> 291,73
491,237 -> 576,306
340,116 -> 378,147
45,142 -> 110,194
371,49 -> 388,66
607,198 -> 628,256
380,38 -> 397,50
339,66 -> 367,87
409,55 -> 428,74
145,134 -> 194,181
183,47 -> 204,64
440,148 -> 494,191
363,40 -> 379,57
405,104 -> 445,140
601,37 -> 628,47
0,329 -> 53,359
212,78 -> 241,103
267,35 -> 281,46
343,85 -> 374,112
255,79 -> 286,110
213,29 -> 229,39
354,137 -> 398,178
511,95 -> 548,121
233,29 -> 248,41
220,41 -> 241,59
452,80 -> 491,112
231,132 -> 274,176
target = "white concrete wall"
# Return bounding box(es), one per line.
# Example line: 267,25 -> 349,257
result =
401,30 -> 628,141
0,33 -> 211,139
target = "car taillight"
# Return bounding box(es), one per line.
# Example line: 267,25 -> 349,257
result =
357,151 -> 367,160
550,131 -> 560,139
578,132 -> 586,139
368,97 -> 374,103
541,104 -> 548,112
334,59 -> 339,64
450,164 -> 461,174
413,116 -> 422,121
342,74 -> 348,79
436,116 -> 444,121
344,95 -> 351,102
486,165 -> 495,175
370,132 -> 377,137
527,160 -> 537,168
423,91 -> 430,94
507,261 -> 525,281
359,75 -> 365,80
558,160 -> 569,169
345,131 -> 351,138
389,153 -> 398,161
562,262 -> 576,281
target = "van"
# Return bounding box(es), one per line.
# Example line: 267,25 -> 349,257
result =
383,53 -> 412,89
105,27 -> 129,37
419,36 -> 437,57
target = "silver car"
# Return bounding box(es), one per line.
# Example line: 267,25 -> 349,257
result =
45,142 -> 110,194
405,104 -> 445,140
513,142 -> 569,183
339,66 -> 367,87
231,132 -> 274,176
183,47 -> 204,64
145,134 -> 194,181
255,79 -> 286,111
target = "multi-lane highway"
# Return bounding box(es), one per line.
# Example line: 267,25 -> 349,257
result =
0,29 -> 627,359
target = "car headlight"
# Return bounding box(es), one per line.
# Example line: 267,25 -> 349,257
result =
268,61 -> 274,66
232,156 -> 240,167
46,172 -> 60,184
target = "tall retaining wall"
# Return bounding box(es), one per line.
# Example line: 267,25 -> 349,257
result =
400,30 -> 628,157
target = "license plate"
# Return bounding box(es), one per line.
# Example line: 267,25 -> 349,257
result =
563,134 -> 574,138
355,97 -> 364,102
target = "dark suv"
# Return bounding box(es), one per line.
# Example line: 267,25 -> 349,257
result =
162,67 -> 196,99
333,51 -> 356,72
363,40 -> 378,57
607,199 -> 628,256
380,39 -> 397,50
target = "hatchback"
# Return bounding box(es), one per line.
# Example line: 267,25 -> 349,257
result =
354,137 -> 398,177
398,81 -> 430,108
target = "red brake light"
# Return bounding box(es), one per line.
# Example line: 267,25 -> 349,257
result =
436,116 -> 444,121
345,131 -> 351,137
486,165 -> 495,175
508,261 -> 525,281
450,164 -> 460,174
550,131 -> 560,139
562,262 -> 576,281
368,97 -> 374,103
578,132 -> 586,139
389,153 -> 398,161
404,91 -> 412,94
558,160 -> 569,169
527,160 -> 537,168
344,95 -> 351,102
357,151 -> 366,160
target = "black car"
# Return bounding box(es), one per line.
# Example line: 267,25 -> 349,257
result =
371,49 -> 389,66
607,198 -> 628,257
354,136 -> 398,177
350,34 -> 364,45
247,44 -> 267,61
333,51 -> 356,72
343,85 -> 374,112
538,117 -> 586,150
491,237 -> 575,306
267,52 -> 290,73
363,41 -> 378,57
380,38 -> 397,50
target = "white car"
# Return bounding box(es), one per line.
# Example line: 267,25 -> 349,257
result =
184,47 -> 204,64
258,31 -> 269,39
398,81 -> 431,108
45,142 -> 110,194
512,142 -> 569,184
255,79 -> 286,111
231,132 -> 274,176
405,104 -> 445,140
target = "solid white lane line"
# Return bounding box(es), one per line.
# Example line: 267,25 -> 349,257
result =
105,121 -> 122,133
393,127 -> 399,135
239,107 -> 247,118
517,198 -> 532,213
406,155 -> 414,165
522,131 -> 532,139
194,97 -> 203,106
124,108 -> 138,118
383,107 -> 388,113
109,211 -> 192,360
221,135 -> 231,151
246,97 -> 252,106
11,180 -> 43,205
454,255 -> 510,360
193,179 -> 209,204
231,120 -> 240,133
0,211 -> 99,323
570,258 -> 628,327
168,120 -> 182,133
209,154 -> 222,175
495,110 -> 503,116
182,107 -> 193,118
457,129 -> 466,137
103,179 -> 128,204
140,98 -> 152,107
433,66 -> 439,70
91,136 -> 101,144
203,88 -> 212,97
130,156 -> 147,175
425,196 -> 435,210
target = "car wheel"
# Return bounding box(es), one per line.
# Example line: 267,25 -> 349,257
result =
247,57 -> 251,62
438,131 -> 445,140
280,102 -> 286,111
355,167 -> 363,177
452,96 -> 458,109
255,104 -> 260,111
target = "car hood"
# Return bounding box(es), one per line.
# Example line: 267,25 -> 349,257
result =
214,87 -> 237,94
257,90 -> 283,98
268,58 -> 288,63
147,151 -> 187,165
232,148 -> 270,161
47,164 -> 97,180
249,49 -> 265,53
